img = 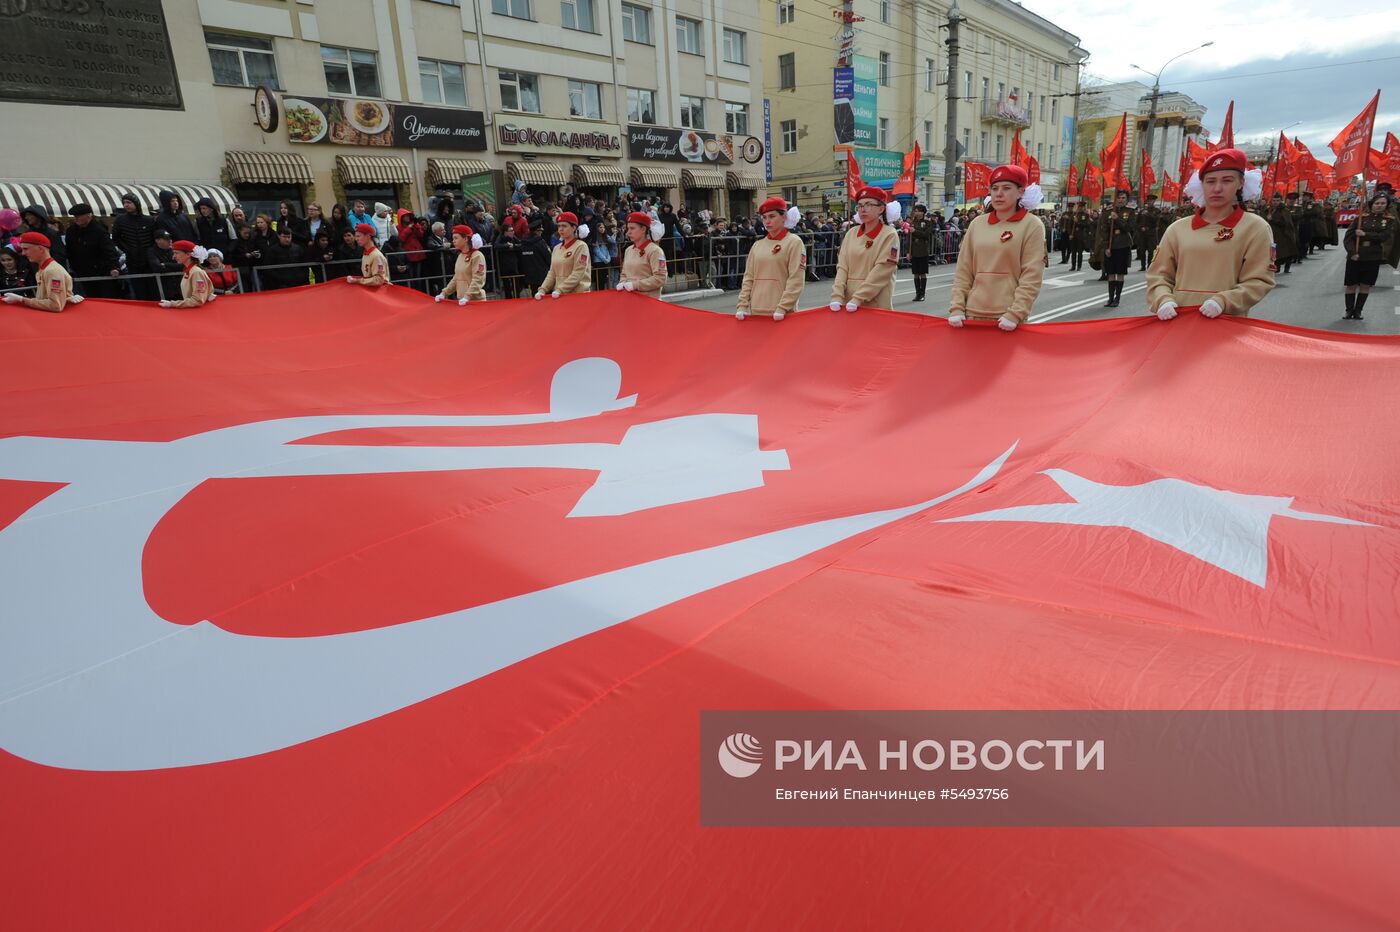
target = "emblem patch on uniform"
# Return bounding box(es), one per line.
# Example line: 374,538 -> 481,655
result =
579,251 -> 589,266
999,231 -> 1013,243
195,280 -> 207,291
1214,228 -> 1234,242
657,258 -> 667,271
888,246 -> 899,262
799,253 -> 807,267
772,244 -> 782,254
864,240 -> 874,250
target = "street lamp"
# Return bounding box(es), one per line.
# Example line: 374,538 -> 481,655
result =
1130,42 -> 1213,189
1266,120 -> 1303,166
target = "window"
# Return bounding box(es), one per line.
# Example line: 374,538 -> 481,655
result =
962,128 -> 971,156
963,71 -> 971,98
1039,95 -> 1047,121
321,46 -> 381,97
879,0 -> 891,23
627,87 -> 656,123
997,82 -> 1005,101
782,185 -> 798,206
878,52 -> 890,86
419,58 -> 467,107
979,130 -> 988,158
925,58 -> 936,92
676,16 -> 702,55
981,77 -> 989,101
1053,62 -> 1062,80
621,3 -> 651,43
778,52 -> 795,90
569,80 -> 603,119
1051,99 -> 1058,123
1025,91 -> 1032,118
879,117 -> 889,149
491,0 -> 531,18
722,28 -> 747,64
207,32 -> 280,89
923,120 -> 933,151
995,133 -> 1003,161
1036,142 -> 1044,161
1049,146 -> 1056,167
780,119 -> 797,153
778,0 -> 795,24
561,0 -> 596,33
499,70 -> 541,112
679,94 -> 705,129
725,101 -> 749,135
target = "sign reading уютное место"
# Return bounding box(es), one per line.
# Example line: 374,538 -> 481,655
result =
0,0 -> 181,110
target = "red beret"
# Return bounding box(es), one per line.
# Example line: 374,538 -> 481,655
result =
451,224 -> 473,237
853,186 -> 888,204
626,211 -> 652,228
18,231 -> 50,248
758,196 -> 788,215
354,223 -> 376,236
556,212 -> 579,226
171,240 -> 196,253
1199,147 -> 1249,178
989,165 -> 1028,188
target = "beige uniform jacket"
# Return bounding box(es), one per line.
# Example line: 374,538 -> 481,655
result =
1146,208 -> 1274,316
737,232 -> 807,316
441,250 -> 487,301
169,264 -> 213,308
832,223 -> 900,309
542,240 -> 592,294
619,241 -> 668,298
358,248 -> 390,286
22,259 -> 75,313
949,210 -> 1047,323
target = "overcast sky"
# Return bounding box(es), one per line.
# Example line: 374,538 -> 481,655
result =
1034,0 -> 1400,150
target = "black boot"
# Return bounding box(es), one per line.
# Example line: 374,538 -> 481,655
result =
1112,281 -> 1122,307
1354,292 -> 1368,320
1104,282 -> 1115,307
1344,293 -> 1356,318
913,276 -> 925,301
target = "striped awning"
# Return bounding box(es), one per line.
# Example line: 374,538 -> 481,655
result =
426,158 -> 494,188
572,163 -> 627,187
681,168 -> 726,189
507,160 -> 569,186
335,154 -> 412,185
0,181 -> 236,218
225,149 -> 314,185
629,166 -> 679,189
725,171 -> 765,190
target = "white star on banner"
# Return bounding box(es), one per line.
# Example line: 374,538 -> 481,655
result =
941,469 -> 1376,587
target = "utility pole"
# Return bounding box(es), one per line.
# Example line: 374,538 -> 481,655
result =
942,1 -> 962,214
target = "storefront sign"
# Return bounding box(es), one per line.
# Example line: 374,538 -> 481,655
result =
496,115 -> 622,155
763,99 -> 773,183
627,125 -> 739,164
851,55 -> 879,148
0,0 -> 181,109
852,148 -> 931,185
282,95 -> 486,150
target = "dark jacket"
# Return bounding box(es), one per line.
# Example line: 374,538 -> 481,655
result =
493,229 -> 523,278
145,244 -> 183,300
64,219 -> 121,278
518,231 -> 551,290
260,239 -> 308,289
154,190 -> 198,244
20,204 -> 68,267
194,197 -> 234,254
111,193 -> 157,272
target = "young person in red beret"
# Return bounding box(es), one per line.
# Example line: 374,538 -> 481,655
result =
157,240 -> 215,308
830,185 -> 902,312
616,211 -> 668,298
947,164 -> 1046,331
1148,147 -> 1274,320
436,225 -> 486,305
736,196 -> 805,320
2,232 -> 80,312
537,211 -> 591,298
346,223 -> 390,286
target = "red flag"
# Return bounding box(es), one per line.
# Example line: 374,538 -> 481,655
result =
4,289 -> 1400,930
1140,147 -> 1156,197
1010,128 -> 1030,171
1328,90 -> 1380,179
1099,115 -> 1128,189
846,153 -> 865,202
892,142 -> 921,196
1293,137 -> 1318,177
1067,162 -> 1079,197
1027,155 -> 1041,185
963,161 -> 991,200
1216,101 -> 1235,149
1178,147 -> 1192,188
1276,133 -> 1300,186
1082,162 -> 1104,201
1364,148 -> 1389,182
1161,171 -> 1181,203
1186,137 -> 1211,176
1311,161 -> 1333,197
1383,132 -> 1400,185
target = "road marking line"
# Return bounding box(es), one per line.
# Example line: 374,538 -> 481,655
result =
1029,282 -> 1149,323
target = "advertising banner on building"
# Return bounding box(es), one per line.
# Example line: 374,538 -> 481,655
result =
851,55 -> 879,147
833,68 -> 855,146
494,115 -> 622,156
627,125 -> 737,164
283,95 -> 487,150
1060,116 -> 1076,170
852,148 -> 931,186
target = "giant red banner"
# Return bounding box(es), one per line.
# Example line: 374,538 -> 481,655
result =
3,286 -> 1400,929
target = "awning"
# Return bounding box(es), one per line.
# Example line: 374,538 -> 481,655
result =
507,160 -> 569,186
681,168 -> 726,189
335,154 -> 412,185
426,158 -> 493,188
0,181 -> 236,218
573,163 -> 627,187
725,171 -> 765,190
225,150 -> 314,185
629,166 -> 679,189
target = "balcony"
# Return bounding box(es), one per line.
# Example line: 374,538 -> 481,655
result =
981,98 -> 1030,128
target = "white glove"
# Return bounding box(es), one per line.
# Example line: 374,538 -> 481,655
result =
434,293 -> 445,303
158,300 -> 173,308
345,276 -> 355,283
70,294 -> 85,304
735,309 -> 748,320
622,281 -> 635,292
615,281 -> 626,291
534,291 -> 544,300
947,313 -> 965,328
773,310 -> 786,321
845,300 -> 858,313
2,293 -> 23,304
998,314 -> 1018,331
829,300 -> 842,312
1200,299 -> 1223,319
550,291 -> 561,299
1156,301 -> 1178,321
457,297 -> 468,306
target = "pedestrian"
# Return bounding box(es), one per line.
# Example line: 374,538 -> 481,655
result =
1148,148 -> 1274,321
229,206 -> 248,229
831,186 -> 902,312
535,211 -> 591,299
347,200 -> 374,231
947,164 -> 1047,332
332,227 -> 361,279
493,221 -> 524,298
2,232 -> 81,312
371,202 -> 395,246
1341,192 -> 1395,320
145,229 -> 183,301
305,203 -> 327,242
154,190 -> 198,244
1067,202 -> 1090,271
1265,193 -> 1298,274
204,249 -> 240,294
273,201 -> 310,246
347,224 -> 390,287
1135,193 -> 1161,271
260,227 -> 307,289
328,203 -> 351,242
396,209 -> 427,290
19,204 -> 68,269
736,196 -> 805,321
63,203 -> 122,298
157,241 -> 215,309
518,218 -> 551,297
907,204 -> 935,300
616,211 -> 668,298
1093,189 -> 1136,308
435,225 -> 486,305
111,192 -> 156,297
229,224 -> 263,289
0,248 -> 33,295
195,197 -> 234,254
309,229 -> 336,283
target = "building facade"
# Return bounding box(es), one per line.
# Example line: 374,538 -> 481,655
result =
764,0 -> 1087,213
1073,80 -> 1208,195
0,0 -> 769,222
